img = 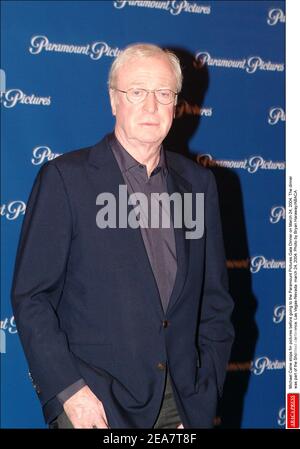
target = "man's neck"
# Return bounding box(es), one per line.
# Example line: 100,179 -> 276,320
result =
114,129 -> 161,177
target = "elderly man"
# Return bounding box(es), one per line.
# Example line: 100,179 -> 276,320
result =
11,43 -> 234,429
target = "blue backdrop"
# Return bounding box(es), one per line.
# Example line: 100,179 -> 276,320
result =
1,0 -> 285,428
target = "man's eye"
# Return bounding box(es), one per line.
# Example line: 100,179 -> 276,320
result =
159,90 -> 171,97
132,89 -> 143,96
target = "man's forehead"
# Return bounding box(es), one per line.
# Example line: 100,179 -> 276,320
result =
117,56 -> 176,85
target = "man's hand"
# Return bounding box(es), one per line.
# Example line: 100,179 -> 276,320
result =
63,385 -> 109,429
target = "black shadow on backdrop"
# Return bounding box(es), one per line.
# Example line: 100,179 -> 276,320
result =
164,46 -> 258,428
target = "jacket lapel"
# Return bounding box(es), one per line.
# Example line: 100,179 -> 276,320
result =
165,159 -> 191,314
87,136 -> 165,320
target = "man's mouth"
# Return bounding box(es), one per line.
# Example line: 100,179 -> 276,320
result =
139,123 -> 159,126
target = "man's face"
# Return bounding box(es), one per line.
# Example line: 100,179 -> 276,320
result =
110,55 -> 177,148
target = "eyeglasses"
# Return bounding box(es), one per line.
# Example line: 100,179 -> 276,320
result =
111,87 -> 178,105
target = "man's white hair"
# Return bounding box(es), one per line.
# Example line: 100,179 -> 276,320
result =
108,43 -> 182,93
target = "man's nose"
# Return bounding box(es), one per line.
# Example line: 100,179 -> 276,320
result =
142,91 -> 158,113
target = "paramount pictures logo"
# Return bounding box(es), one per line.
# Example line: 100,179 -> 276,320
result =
268,107 -> 285,125
250,256 -> 285,274
0,69 -> 51,109
226,257 -> 285,274
113,1 -> 211,16
0,201 -> 26,220
197,154 -> 285,173
194,52 -> 284,74
270,206 -> 285,224
29,35 -> 121,60
273,305 -> 285,324
0,316 -> 17,355
267,8 -> 285,26
251,357 -> 285,376
277,408 -> 285,427
0,316 -> 17,334
176,101 -> 212,118
227,357 -> 285,375
31,146 -> 62,165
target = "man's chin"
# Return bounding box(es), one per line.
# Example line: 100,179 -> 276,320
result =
134,131 -> 165,145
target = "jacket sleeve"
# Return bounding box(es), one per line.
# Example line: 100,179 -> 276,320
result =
57,378 -> 86,405
11,162 -> 82,406
197,170 -> 235,397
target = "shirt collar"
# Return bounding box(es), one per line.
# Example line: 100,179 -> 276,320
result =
108,132 -> 168,177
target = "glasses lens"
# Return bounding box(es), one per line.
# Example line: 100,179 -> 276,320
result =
127,88 -> 146,103
155,89 -> 174,104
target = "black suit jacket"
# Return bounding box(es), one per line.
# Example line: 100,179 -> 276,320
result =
11,134 -> 234,428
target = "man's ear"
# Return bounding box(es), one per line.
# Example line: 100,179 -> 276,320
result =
109,88 -> 117,116
173,96 -> 178,118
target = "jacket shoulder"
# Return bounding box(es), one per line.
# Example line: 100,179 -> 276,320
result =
48,145 -> 92,170
44,135 -> 108,173
166,150 -> 213,186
